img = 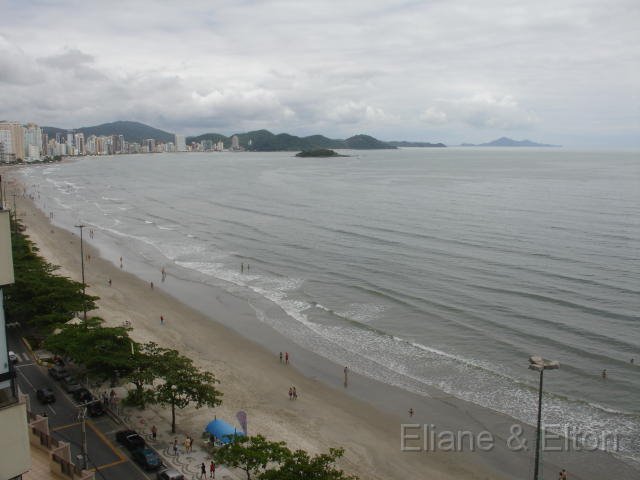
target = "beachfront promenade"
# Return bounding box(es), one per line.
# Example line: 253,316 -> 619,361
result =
119,394 -> 239,479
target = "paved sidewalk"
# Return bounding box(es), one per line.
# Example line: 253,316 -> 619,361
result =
102,387 -> 241,480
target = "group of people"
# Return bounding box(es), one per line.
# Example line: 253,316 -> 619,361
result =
288,386 -> 298,400
279,351 -> 289,364
200,460 -> 216,478
101,389 -> 119,413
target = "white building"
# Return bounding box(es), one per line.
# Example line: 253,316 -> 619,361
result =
24,123 -> 42,161
175,134 -> 187,152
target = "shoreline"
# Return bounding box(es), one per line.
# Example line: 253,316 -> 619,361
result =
5,166 -> 638,479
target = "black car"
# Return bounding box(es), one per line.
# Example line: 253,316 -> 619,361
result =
36,388 -> 56,404
48,365 -> 68,380
116,430 -> 147,451
60,376 -> 82,393
72,387 -> 94,403
132,447 -> 162,471
87,401 -> 105,417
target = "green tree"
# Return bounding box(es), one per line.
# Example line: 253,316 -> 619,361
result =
260,447 -> 357,480
125,342 -> 166,408
213,435 -> 289,480
4,227 -> 97,333
44,317 -> 134,380
154,349 -> 222,433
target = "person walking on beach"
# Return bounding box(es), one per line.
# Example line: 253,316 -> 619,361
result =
279,352 -> 283,363
200,463 -> 206,479
409,408 -> 414,417
173,438 -> 178,457
288,387 -> 293,400
210,460 -> 216,478
285,352 -> 289,364
602,369 -> 607,379
241,262 -> 244,273
119,256 -> 123,268
344,366 -> 348,387
292,387 -> 298,400
151,425 -> 157,441
161,267 -> 166,282
108,278 -> 112,287
160,315 -> 164,325
183,437 -> 190,453
150,281 -> 154,290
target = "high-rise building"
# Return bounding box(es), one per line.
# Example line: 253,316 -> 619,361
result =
41,133 -> 49,157
0,207 -> 32,479
0,130 -> 13,163
175,134 -> 187,152
66,131 -> 74,148
74,133 -> 85,155
145,139 -> 155,153
24,123 -> 42,161
116,134 -> 125,154
0,122 -> 25,161
231,135 -> 240,150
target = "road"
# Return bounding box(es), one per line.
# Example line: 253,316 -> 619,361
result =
7,328 -> 158,480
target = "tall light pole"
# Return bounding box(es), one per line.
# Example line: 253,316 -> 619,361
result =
78,405 -> 88,470
528,356 -> 560,480
75,224 -> 87,323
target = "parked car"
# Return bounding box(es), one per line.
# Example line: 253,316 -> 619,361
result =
116,430 -> 146,451
8,351 -> 18,364
60,375 -> 82,393
157,467 -> 184,480
72,387 -> 93,403
132,447 -> 162,471
87,401 -> 105,417
36,388 -> 56,404
48,365 -> 68,380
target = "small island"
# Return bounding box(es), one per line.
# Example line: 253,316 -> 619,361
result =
295,149 -> 347,158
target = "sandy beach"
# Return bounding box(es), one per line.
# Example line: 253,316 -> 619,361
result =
5,166 -> 638,480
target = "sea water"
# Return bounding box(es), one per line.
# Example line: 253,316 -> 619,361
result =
20,147 -> 640,466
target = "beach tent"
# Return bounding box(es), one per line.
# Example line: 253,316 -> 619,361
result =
205,418 -> 245,444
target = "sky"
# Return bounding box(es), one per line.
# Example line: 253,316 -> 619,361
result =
0,0 -> 638,146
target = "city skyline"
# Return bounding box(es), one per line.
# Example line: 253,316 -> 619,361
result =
0,1 -> 638,147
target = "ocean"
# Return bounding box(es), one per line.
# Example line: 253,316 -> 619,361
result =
20,147 -> 640,466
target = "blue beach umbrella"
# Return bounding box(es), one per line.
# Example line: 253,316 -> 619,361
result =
205,418 -> 245,444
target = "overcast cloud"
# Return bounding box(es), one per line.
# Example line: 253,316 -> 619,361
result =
0,0 -> 638,146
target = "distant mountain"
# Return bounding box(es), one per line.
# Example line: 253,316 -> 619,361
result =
187,130 -> 397,151
343,134 -> 395,149
462,137 -> 560,147
42,121 -> 174,144
41,121 -> 397,151
388,140 -> 446,148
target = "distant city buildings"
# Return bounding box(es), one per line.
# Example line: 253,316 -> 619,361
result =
0,119 -> 237,163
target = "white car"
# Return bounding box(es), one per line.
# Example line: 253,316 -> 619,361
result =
8,351 -> 18,364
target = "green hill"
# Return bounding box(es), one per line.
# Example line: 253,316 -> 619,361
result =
187,130 -> 396,151
42,121 -> 175,144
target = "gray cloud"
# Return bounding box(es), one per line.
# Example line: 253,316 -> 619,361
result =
0,0 -> 637,146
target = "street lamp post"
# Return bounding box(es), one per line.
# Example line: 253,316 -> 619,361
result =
75,224 -> 87,323
171,384 -> 178,433
528,356 -> 560,480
